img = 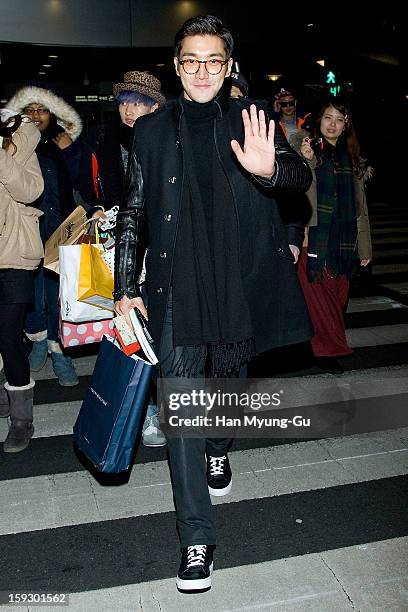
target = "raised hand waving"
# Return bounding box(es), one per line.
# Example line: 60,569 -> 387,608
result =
231,104 -> 276,179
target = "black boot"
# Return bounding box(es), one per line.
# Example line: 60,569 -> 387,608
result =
0,385 -> 9,418
3,381 -> 35,453
315,356 -> 344,374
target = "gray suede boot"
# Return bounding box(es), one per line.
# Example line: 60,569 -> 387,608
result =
3,380 -> 35,453
0,385 -> 9,418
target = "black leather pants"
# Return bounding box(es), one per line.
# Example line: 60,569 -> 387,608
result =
159,291 -> 232,547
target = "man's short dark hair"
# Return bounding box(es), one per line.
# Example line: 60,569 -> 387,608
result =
174,14 -> 234,58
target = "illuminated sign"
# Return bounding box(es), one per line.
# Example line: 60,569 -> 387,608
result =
75,95 -> 115,102
325,71 -> 341,96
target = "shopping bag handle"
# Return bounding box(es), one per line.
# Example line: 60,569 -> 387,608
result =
78,219 -> 101,245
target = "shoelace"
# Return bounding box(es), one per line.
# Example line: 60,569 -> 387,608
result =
186,545 -> 207,568
209,455 -> 227,476
143,416 -> 158,432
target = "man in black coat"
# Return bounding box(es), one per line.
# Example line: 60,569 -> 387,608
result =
114,15 -> 312,593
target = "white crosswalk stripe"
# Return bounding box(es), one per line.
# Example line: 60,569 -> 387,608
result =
1,434 -> 407,537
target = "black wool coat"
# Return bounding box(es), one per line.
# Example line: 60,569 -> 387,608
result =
115,95 -> 314,356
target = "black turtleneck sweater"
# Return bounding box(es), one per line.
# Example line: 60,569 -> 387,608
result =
181,97 -> 219,247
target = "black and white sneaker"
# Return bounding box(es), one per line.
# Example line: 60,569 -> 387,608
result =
207,454 -> 232,496
177,545 -> 214,593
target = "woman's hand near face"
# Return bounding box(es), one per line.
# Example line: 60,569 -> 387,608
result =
300,137 -> 315,161
53,132 -> 73,150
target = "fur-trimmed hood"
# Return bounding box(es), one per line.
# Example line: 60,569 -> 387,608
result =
7,86 -> 82,141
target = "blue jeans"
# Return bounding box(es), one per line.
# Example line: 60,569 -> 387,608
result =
25,264 -> 59,341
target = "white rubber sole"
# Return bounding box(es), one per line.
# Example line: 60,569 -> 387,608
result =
208,480 -> 232,497
142,440 -> 167,448
58,380 -> 79,387
176,562 -> 213,592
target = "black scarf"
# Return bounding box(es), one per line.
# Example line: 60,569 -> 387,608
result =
171,99 -> 253,377
99,116 -> 132,208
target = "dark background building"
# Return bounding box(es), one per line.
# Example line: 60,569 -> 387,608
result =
0,0 -> 405,203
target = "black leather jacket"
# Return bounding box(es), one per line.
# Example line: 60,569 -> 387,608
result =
114,155 -> 147,301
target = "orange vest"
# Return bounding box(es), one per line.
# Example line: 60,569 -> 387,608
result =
279,113 -> 311,140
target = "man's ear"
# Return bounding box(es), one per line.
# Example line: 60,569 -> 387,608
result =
174,57 -> 180,77
225,57 -> 233,78
150,103 -> 159,113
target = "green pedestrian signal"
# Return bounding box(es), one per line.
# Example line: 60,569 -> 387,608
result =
326,71 -> 341,96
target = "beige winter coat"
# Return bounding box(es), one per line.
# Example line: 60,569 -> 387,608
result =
290,130 -> 372,260
0,120 -> 44,270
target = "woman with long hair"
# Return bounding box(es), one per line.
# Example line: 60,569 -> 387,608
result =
290,98 -> 372,373
0,110 -> 44,452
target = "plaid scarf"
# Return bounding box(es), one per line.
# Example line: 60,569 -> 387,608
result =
307,140 -> 357,281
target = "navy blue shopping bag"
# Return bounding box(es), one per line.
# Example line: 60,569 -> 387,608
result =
73,336 -> 153,473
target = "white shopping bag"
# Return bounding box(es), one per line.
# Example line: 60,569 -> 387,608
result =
59,245 -> 113,323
